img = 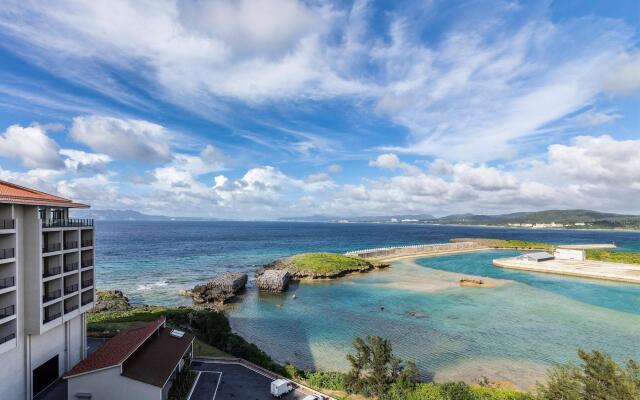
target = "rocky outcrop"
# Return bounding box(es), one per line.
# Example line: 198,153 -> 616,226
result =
256,269 -> 290,292
92,290 -> 130,312
179,272 -> 248,306
259,256 -> 389,280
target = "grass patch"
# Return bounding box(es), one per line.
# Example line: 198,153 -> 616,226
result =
586,250 -> 640,265
290,253 -> 373,274
193,339 -> 230,357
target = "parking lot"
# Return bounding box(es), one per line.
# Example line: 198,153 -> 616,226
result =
189,361 -> 319,400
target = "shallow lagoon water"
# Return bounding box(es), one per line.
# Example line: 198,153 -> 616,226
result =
94,221 -> 640,388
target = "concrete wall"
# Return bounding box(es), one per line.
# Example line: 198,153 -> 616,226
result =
67,367 -> 162,400
345,242 -> 484,259
555,248 -> 585,261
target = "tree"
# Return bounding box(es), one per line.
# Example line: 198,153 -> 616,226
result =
345,335 -> 418,398
537,349 -> 640,400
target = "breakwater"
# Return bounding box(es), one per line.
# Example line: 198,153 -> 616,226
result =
345,241 -> 486,260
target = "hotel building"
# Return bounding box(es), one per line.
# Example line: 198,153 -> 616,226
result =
0,180 -> 95,399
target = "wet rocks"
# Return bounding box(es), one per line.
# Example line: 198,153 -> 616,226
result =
180,272 -> 248,306
256,269 -> 291,292
92,290 -> 130,312
459,278 -> 485,287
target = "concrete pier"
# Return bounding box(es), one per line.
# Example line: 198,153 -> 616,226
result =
345,242 -> 488,261
493,257 -> 640,284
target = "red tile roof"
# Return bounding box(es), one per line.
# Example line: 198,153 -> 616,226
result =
64,318 -> 165,379
0,180 -> 89,208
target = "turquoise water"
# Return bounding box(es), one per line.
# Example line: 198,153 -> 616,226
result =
95,221 -> 640,388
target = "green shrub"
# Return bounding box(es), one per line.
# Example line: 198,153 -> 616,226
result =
303,371 -> 347,391
440,381 -> 475,400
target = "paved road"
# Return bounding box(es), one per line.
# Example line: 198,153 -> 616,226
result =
190,361 -> 314,400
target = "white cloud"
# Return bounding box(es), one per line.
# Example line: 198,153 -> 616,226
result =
57,174 -> 135,208
570,110 -> 621,127
452,163 -> 518,191
0,124 -> 63,169
60,149 -> 112,172
70,116 -> 172,162
327,164 -> 343,174
602,54 -> 640,95
173,145 -> 226,175
369,153 -> 421,175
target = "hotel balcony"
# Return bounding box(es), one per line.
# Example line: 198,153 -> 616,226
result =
43,311 -> 61,324
0,332 -> 15,345
0,304 -> 15,321
43,265 -> 62,278
42,289 -> 62,303
0,276 -> 15,290
64,284 -> 79,295
42,218 -> 94,228
64,241 -> 78,250
42,242 -> 61,253
64,262 -> 79,273
0,248 -> 15,260
81,292 -> 94,306
81,278 -> 93,289
0,219 -> 14,230
81,239 -> 93,248
81,260 -> 93,269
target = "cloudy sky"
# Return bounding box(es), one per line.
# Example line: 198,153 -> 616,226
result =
0,0 -> 639,219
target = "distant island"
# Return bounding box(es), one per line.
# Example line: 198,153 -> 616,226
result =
70,209 -> 218,221
280,209 -> 640,230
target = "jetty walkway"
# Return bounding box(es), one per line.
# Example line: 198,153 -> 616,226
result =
345,242 -> 487,261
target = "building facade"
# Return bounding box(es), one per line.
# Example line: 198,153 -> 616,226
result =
0,180 -> 95,399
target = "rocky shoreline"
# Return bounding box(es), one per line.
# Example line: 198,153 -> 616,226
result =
178,272 -> 248,307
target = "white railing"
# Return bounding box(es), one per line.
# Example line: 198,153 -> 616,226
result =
345,242 -> 483,259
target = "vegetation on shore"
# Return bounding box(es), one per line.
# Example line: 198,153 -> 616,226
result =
585,249 -> 640,265
262,252 -> 388,279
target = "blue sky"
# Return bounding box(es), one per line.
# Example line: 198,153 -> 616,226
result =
0,0 -> 639,218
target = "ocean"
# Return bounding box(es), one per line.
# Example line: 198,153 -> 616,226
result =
95,221 -> 640,388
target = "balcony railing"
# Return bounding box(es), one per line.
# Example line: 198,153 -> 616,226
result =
81,297 -> 93,306
0,276 -> 15,289
81,260 -> 93,269
64,241 -> 78,250
43,290 -> 62,303
43,266 -> 61,278
0,219 -> 14,230
0,248 -> 15,260
64,284 -> 79,295
0,332 -> 15,345
0,305 -> 15,319
42,219 -> 94,228
65,304 -> 79,313
81,240 -> 93,247
81,279 -> 93,288
64,263 -> 78,273
42,243 -> 61,253
43,312 -> 61,324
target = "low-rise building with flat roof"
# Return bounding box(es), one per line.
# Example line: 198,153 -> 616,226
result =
64,317 -> 194,400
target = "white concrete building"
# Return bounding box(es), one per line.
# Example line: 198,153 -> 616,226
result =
0,180 -> 95,399
554,248 -> 586,261
65,318 -> 194,400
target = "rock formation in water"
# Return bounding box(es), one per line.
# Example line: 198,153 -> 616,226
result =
256,269 -> 291,292
258,253 -> 389,280
179,272 -> 248,306
92,290 -> 131,312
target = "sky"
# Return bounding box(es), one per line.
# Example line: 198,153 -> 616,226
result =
0,0 -> 639,219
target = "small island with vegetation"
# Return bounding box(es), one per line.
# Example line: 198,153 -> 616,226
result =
258,252 -> 389,280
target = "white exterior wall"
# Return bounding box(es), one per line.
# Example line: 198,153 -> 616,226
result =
555,248 -> 586,261
67,367 -> 162,400
0,203 -> 93,399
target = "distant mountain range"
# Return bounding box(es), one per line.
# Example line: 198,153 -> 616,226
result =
70,209 -> 217,221
280,209 -> 640,229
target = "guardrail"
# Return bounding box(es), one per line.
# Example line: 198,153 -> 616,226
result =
65,304 -> 79,314
0,276 -> 15,289
43,312 -> 61,324
0,219 -> 14,230
81,296 -> 93,306
344,241 -> 484,259
81,240 -> 93,247
65,284 -> 79,295
43,290 -> 62,303
42,219 -> 94,228
64,241 -> 78,250
0,305 -> 15,319
0,248 -> 15,260
0,333 -> 15,344
42,243 -> 61,253
81,260 -> 93,269
81,279 -> 93,288
64,263 -> 79,272
43,266 -> 62,278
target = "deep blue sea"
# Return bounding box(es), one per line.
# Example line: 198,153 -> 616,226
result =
95,221 -> 640,388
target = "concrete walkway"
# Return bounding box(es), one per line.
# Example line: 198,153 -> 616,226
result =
493,257 -> 640,284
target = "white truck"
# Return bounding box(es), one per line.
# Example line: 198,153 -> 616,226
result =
271,379 -> 293,397
302,396 -> 322,400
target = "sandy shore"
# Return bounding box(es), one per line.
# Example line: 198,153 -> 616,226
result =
374,247 -> 491,263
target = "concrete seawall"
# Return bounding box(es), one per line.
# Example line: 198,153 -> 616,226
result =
345,242 -> 487,261
493,257 -> 640,284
